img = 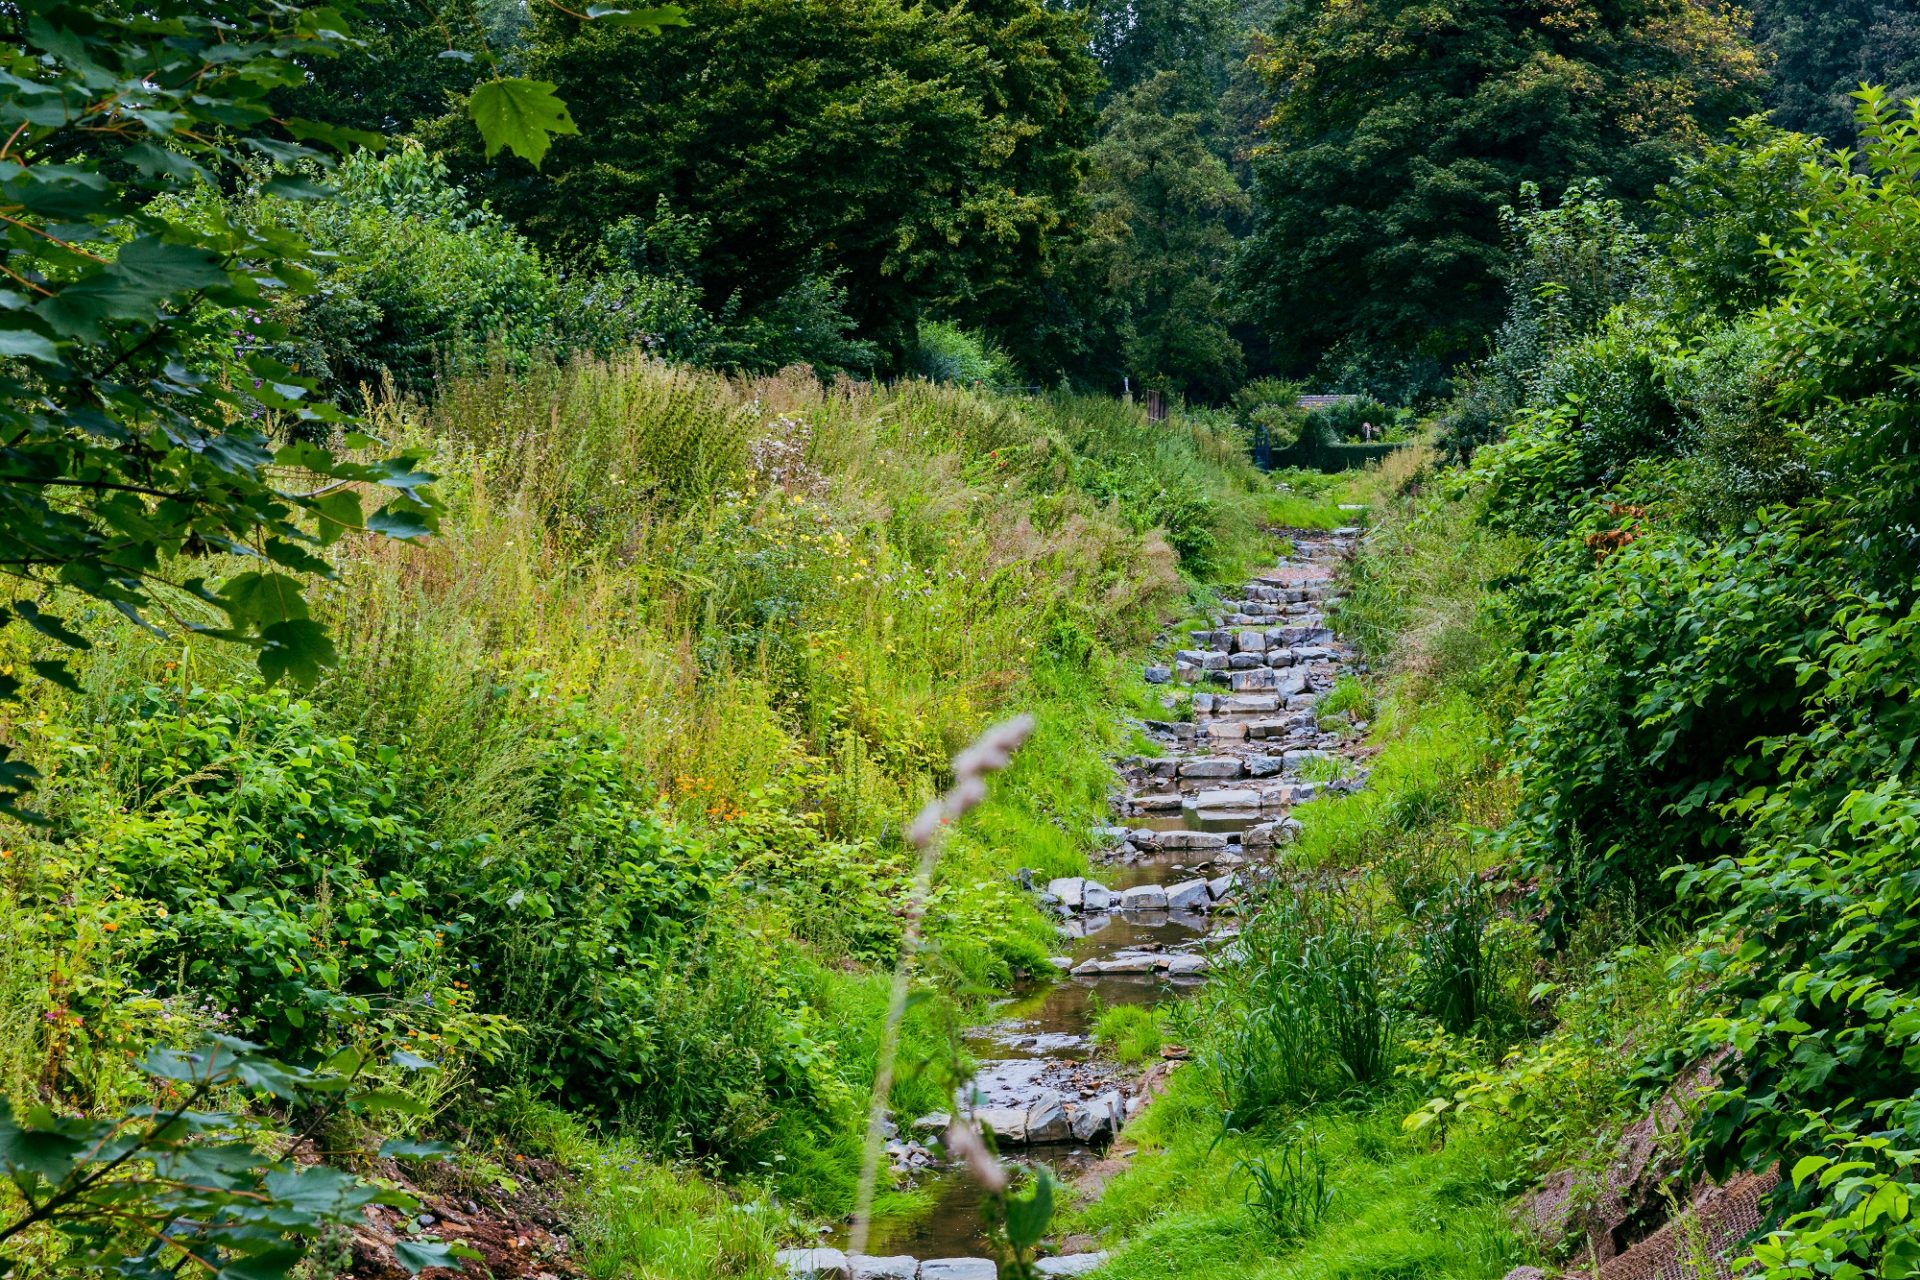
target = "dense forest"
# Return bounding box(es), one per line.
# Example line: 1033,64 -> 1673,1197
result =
4,2 -> 1920,1280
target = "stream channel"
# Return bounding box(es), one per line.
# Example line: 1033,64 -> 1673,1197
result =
826,528 -> 1364,1269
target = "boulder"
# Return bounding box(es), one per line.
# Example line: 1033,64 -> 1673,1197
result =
1095,952 -> 1159,974
1191,692 -> 1215,714
1242,754 -> 1282,778
1164,954 -> 1209,976
1128,827 -> 1159,847
776,1249 -> 849,1279
920,1262 -> 998,1280
1200,650 -> 1231,671
1206,721 -> 1248,741
1283,749 -> 1333,770
1026,1093 -> 1070,1142
850,1258 -> 918,1280
1232,629 -> 1267,654
1081,882 -> 1115,913
1229,668 -> 1280,692
1173,648 -> 1208,666
1173,663 -> 1200,683
1208,873 -> 1239,901
1120,885 -> 1169,911
1165,879 -> 1212,912
1045,877 -> 1087,909
1157,830 -> 1228,851
1177,757 -> 1243,779
1228,653 -> 1264,670
1035,1254 -> 1111,1277
975,1107 -> 1028,1143
1068,1092 -> 1124,1142
1143,665 -> 1172,685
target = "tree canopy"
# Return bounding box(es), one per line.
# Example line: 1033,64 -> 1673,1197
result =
1232,0 -> 1762,393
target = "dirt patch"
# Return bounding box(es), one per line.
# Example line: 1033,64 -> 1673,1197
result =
350,1155 -> 583,1280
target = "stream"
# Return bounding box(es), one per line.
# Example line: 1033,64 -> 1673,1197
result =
795,529 -> 1365,1278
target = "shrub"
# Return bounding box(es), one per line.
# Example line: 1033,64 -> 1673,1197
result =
912,320 -> 1021,386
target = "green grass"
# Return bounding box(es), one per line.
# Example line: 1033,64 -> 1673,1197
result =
1072,1073 -> 1531,1280
1093,1003 -> 1165,1066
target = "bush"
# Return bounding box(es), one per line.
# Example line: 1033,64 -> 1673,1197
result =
912,320 -> 1021,386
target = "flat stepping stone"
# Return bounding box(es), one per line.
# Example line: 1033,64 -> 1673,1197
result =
920,1260 -> 998,1280
1036,1256 -> 1110,1277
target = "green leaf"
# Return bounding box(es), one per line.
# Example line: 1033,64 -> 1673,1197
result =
220,571 -> 311,629
1004,1168 -> 1054,1251
256,618 -> 338,686
393,1240 -> 478,1274
468,78 -> 579,168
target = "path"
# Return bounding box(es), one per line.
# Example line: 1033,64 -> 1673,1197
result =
778,527 -> 1368,1280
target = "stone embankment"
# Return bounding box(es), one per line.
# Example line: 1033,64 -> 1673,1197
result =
780,528 -> 1366,1280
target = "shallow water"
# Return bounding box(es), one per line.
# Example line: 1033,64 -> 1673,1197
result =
843,816 -> 1224,1259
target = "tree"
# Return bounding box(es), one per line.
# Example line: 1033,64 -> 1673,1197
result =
1232,0 -> 1762,395
442,0 -> 1099,367
1751,0 -> 1920,147
0,0 -> 451,812
1070,73 -> 1250,399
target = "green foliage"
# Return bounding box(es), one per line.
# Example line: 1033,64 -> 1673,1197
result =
1752,0 -> 1920,148
0,0 -> 445,808
1093,1002 -> 1164,1066
1234,1123 -> 1332,1244
1066,72 -> 1249,400
445,0 -> 1101,369
912,321 -> 1020,387
0,1037 -> 470,1278
1233,0 -> 1760,384
1204,883 -> 1400,1125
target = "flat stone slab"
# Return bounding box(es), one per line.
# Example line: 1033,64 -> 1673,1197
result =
1036,1256 -> 1110,1277
1185,787 -> 1260,810
1166,878 -> 1212,911
1155,830 -> 1227,851
1119,884 -> 1168,911
850,1258 -> 918,1280
1176,756 -> 1243,778
920,1261 -> 998,1280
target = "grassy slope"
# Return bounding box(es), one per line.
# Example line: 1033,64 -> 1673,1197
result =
0,361 -> 1289,1276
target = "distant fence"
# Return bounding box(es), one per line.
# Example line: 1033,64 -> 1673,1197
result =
1251,422 -> 1407,473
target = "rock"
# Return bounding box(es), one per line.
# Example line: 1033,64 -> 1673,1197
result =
1186,787 -> 1260,810
975,1107 -> 1028,1144
1143,665 -> 1171,685
1208,873 -> 1239,900
1200,650 -> 1231,671
1499,1270 -> 1552,1280
1082,882 -> 1114,912
1035,1254 -> 1111,1277
1216,850 -> 1246,865
1156,830 -> 1228,851
1206,721 -> 1248,741
1026,1093 -> 1070,1142
1165,879 -> 1212,911
1165,953 -> 1209,976
1243,818 -> 1303,848
1229,668 -> 1280,692
1218,694 -> 1280,713
1283,749 -> 1333,770
1191,692 -> 1215,713
1046,877 -> 1088,909
1173,663 -> 1200,683
850,1258 -> 919,1280
1173,648 -> 1207,666
912,1112 -> 950,1133
776,1249 -> 849,1279
1232,629 -> 1267,654
920,1261 -> 997,1280
1177,756 -> 1243,779
1047,956 -> 1072,970
1120,885 -> 1169,911
1243,754 -> 1282,778
1130,792 -> 1184,811
1129,827 -> 1159,847
1228,653 -> 1264,670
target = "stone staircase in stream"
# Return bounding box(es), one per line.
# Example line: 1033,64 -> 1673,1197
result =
777,527 -> 1369,1280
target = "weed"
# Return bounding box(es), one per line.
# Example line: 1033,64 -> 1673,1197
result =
1235,1123 -> 1333,1242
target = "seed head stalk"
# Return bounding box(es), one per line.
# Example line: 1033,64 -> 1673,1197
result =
847,713 -> 1035,1257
